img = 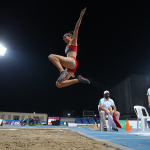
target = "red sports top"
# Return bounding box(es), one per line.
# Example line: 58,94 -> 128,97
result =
65,43 -> 77,54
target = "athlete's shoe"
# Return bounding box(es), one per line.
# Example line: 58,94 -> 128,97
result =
77,75 -> 90,84
57,71 -> 68,82
112,128 -> 118,131
104,128 -> 107,131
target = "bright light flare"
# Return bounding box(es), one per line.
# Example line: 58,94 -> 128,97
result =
0,44 -> 7,56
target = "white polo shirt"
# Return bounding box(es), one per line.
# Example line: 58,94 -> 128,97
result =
147,88 -> 150,96
99,97 -> 115,112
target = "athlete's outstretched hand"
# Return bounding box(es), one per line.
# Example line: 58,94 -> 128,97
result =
80,7 -> 87,17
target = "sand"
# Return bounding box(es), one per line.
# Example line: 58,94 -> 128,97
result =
0,127 -> 116,150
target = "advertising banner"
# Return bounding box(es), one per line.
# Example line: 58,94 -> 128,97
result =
68,123 -> 77,126
6,121 -> 20,125
48,117 -> 60,125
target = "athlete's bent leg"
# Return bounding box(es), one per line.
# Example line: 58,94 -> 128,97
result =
48,54 -> 76,70
48,54 -> 64,73
56,71 -> 78,88
56,72 -> 90,88
56,79 -> 79,88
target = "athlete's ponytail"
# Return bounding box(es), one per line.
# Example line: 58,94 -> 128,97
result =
66,31 -> 74,38
68,31 -> 74,35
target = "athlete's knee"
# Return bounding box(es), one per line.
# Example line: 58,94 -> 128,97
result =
48,54 -> 59,62
116,111 -> 120,116
56,82 -> 62,88
48,54 -> 55,61
100,111 -> 105,115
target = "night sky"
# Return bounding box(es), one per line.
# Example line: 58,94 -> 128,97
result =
0,1 -> 150,117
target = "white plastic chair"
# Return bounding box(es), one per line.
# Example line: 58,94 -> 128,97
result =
98,104 -> 110,131
134,106 -> 150,131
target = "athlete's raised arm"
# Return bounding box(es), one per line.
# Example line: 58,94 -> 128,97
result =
72,8 -> 87,45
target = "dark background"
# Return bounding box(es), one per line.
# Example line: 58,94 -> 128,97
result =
0,0 -> 150,117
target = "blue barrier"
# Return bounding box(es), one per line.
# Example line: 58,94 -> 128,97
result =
60,122 -> 64,125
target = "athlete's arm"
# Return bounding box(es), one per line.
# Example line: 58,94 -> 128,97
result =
71,8 -> 86,46
148,95 -> 150,107
112,105 -> 116,113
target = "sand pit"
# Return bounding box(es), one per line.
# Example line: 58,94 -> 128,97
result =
0,127 -> 116,150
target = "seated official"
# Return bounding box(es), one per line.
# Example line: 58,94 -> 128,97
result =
99,90 -> 120,131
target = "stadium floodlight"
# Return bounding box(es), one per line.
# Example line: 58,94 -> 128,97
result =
0,44 -> 7,56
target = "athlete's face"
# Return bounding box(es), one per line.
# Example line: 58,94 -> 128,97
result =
63,34 -> 72,43
104,93 -> 109,98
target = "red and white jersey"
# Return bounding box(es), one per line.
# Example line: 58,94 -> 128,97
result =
65,43 -> 77,54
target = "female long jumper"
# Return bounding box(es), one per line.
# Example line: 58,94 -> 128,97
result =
48,8 -> 90,88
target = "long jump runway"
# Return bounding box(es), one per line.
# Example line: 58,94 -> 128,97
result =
1,125 -> 150,150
